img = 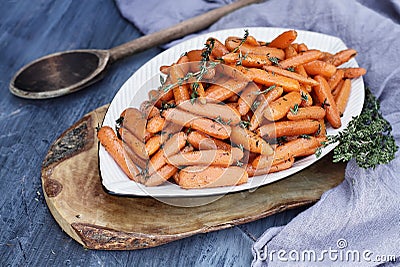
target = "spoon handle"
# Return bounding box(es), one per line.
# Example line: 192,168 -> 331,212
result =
108,0 -> 264,62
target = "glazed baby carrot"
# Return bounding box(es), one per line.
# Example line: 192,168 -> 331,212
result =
249,86 -> 284,131
178,100 -> 241,124
334,78 -> 352,115
303,60 -> 336,78
264,91 -> 302,121
187,131 -> 231,151
299,87 -> 313,106
297,43 -> 308,53
327,69 -> 345,91
325,49 -> 357,66
245,68 -> 300,91
268,30 -> 297,49
237,83 -> 260,116
97,126 -> 140,180
253,136 -> 326,169
186,49 -> 202,62
230,126 -> 274,155
207,37 -> 229,58
284,45 -> 297,59
221,53 -> 272,68
122,143 -> 147,169
287,106 -> 326,120
190,80 -> 206,104
332,79 -> 344,97
147,132 -> 187,175
169,64 -> 190,105
205,79 -> 248,102
279,50 -> 322,69
313,75 -> 342,128
120,108 -> 148,142
342,67 -> 367,79
146,115 -> 165,134
166,148 -> 243,167
178,166 -> 248,189
244,35 -> 260,46
145,134 -> 163,157
162,108 -> 232,139
257,119 -> 320,138
246,157 -> 294,177
263,65 -> 319,86
140,102 -> 159,119
120,127 -> 148,160
225,37 -> 285,59
319,51 -> 333,61
144,164 -> 178,187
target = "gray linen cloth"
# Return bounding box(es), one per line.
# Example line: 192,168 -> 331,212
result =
115,0 -> 400,265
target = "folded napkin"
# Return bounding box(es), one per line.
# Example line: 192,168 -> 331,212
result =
116,0 -> 400,265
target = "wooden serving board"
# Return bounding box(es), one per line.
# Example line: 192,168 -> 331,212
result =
41,105 -> 345,250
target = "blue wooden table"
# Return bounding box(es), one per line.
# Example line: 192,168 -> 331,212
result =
0,1 -> 308,265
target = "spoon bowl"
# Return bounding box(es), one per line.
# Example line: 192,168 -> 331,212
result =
10,50 -> 110,99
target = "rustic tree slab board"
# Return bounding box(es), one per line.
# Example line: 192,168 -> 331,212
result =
41,105 -> 345,250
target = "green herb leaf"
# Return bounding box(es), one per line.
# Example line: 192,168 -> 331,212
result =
256,84 -> 276,95
268,56 -> 280,66
252,100 -> 261,110
239,120 -> 251,129
301,91 -> 309,102
236,160 -> 244,167
287,67 -> 295,72
232,29 -> 249,53
290,104 -> 299,115
324,87 -> 398,168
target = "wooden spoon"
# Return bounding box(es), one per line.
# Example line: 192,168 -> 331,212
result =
10,0 -> 263,99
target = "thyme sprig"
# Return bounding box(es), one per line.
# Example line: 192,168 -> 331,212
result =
255,84 -> 276,95
232,29 -> 249,53
322,87 -> 398,168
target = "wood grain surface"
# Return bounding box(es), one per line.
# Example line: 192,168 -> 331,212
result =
42,105 -> 344,250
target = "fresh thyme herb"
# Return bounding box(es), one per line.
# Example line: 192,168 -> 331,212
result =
159,75 -> 165,86
214,116 -> 231,125
323,88 -> 398,168
190,89 -> 199,104
236,160 -> 244,167
321,98 -> 330,108
287,67 -> 295,72
186,127 -> 192,135
315,124 -> 321,136
301,91 -> 309,102
139,163 -> 150,181
268,56 -> 280,66
115,116 -> 124,127
276,136 -> 288,146
236,51 -> 248,66
237,144 -> 244,152
256,84 -> 276,95
232,29 -> 249,53
315,146 -> 323,158
299,134 -> 311,139
252,100 -> 261,110
239,116 -> 251,129
290,104 -> 299,115
160,102 -> 177,112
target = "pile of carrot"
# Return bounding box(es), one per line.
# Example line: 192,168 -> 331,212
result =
98,29 -> 366,189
